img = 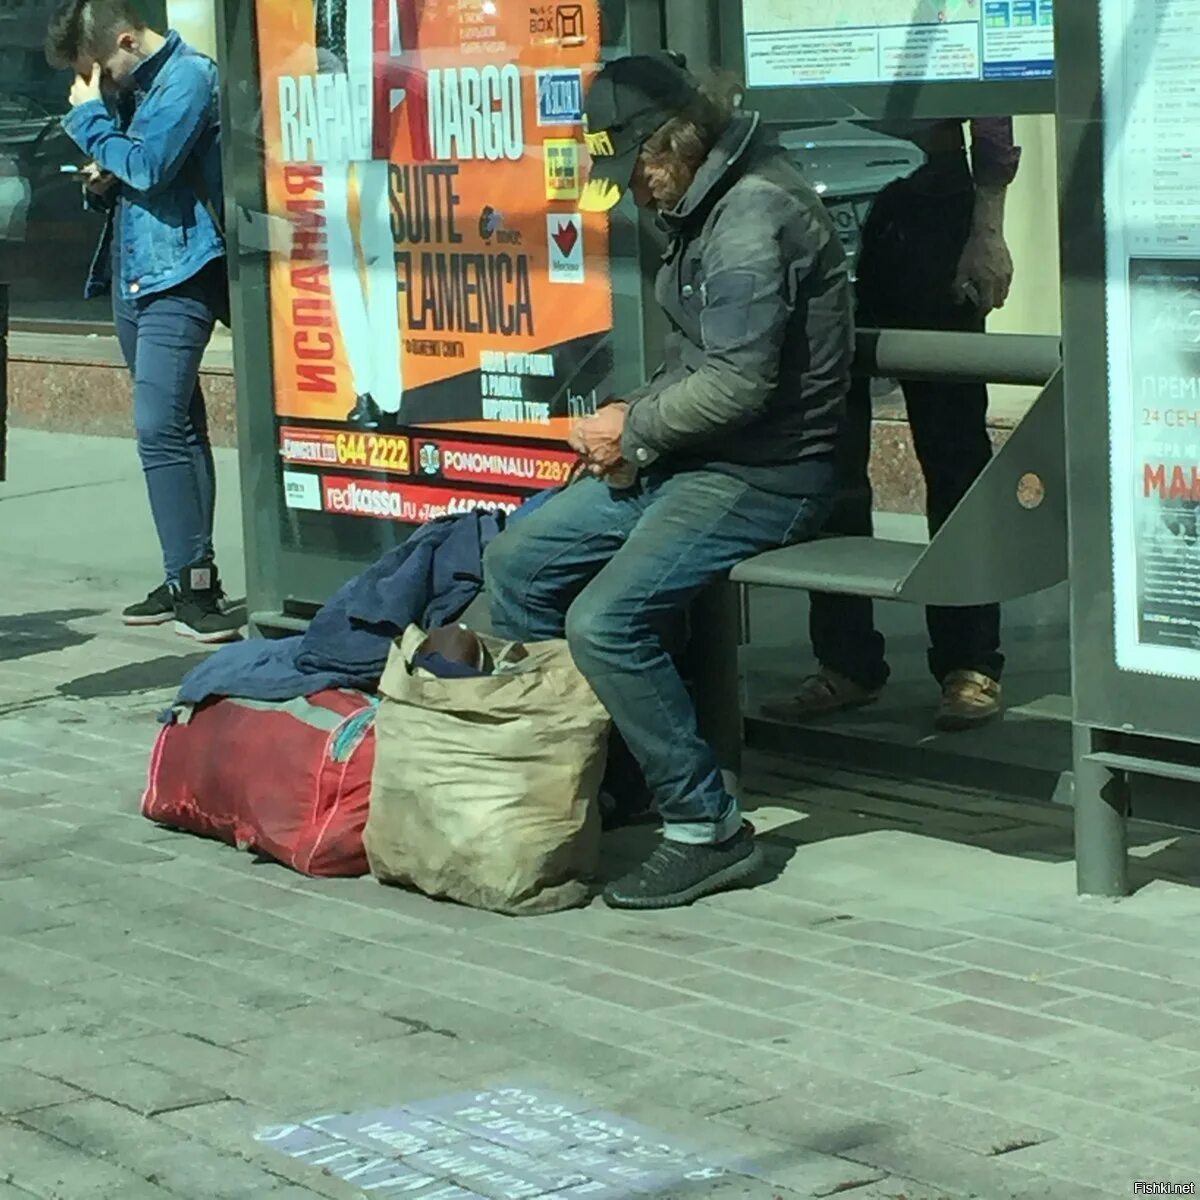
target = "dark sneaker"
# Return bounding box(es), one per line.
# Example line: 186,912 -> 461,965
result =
122,582 -> 175,626
174,563 -> 243,644
346,394 -> 382,429
936,670 -> 1002,732
603,822 -> 764,910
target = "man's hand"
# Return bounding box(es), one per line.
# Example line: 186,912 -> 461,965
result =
568,402 -> 627,476
69,63 -> 104,108
952,183 -> 1013,314
81,162 -> 117,196
953,227 -> 1013,314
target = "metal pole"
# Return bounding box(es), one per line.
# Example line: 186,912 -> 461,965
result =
0,282 -> 8,483
663,0 -> 719,73
689,579 -> 744,798
857,328 -> 1061,387
1073,724 -> 1131,897
214,0 -> 287,628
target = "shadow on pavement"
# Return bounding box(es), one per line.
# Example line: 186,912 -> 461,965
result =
740,754 -> 1200,896
57,653 -> 211,700
0,608 -> 103,662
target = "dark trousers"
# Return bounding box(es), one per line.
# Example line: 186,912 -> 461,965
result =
113,265 -> 219,586
810,154 -> 1004,689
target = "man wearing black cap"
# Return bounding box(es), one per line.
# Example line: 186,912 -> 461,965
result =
485,53 -> 853,910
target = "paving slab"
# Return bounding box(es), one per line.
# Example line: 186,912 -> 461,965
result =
2,431 -> 1199,1200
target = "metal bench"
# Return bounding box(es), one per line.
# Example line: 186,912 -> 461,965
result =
473,327 -> 1105,891
734,329 -> 1065,609
689,328 -> 1086,867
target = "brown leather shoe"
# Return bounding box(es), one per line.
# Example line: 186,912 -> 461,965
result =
761,669 -> 882,721
936,670 -> 1002,731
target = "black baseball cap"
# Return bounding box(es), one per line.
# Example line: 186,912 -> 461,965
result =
579,52 -> 699,213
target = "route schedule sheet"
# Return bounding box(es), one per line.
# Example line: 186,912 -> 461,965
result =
743,0 -> 1054,87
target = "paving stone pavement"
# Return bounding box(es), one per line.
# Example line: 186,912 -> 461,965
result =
3,434 -> 1200,1199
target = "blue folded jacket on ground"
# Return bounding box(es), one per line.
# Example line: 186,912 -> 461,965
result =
173,490 -> 558,708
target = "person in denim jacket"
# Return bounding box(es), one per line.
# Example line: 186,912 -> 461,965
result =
47,0 -> 242,642
485,54 -> 853,910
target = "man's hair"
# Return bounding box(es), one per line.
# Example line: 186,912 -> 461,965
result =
45,0 -> 146,69
638,71 -> 744,209
641,71 -> 744,173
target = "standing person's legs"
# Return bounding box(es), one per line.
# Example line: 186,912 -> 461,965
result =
128,275 -> 241,642
114,292 -> 176,625
877,163 -> 1004,725
902,372 -> 1002,684
902,368 -> 1004,727
808,372 -> 888,689
762,371 -> 888,722
761,189 -> 900,722
130,283 -> 216,582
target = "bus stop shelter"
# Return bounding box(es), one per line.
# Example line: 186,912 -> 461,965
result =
211,0 -> 1200,899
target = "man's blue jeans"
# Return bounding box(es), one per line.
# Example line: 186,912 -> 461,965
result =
485,469 -> 831,845
113,266 -> 219,586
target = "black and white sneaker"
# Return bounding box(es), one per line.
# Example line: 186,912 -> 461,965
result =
122,582 -> 176,626
174,563 -> 243,644
602,822 -> 764,910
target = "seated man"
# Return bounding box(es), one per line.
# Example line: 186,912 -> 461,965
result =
484,52 -> 853,910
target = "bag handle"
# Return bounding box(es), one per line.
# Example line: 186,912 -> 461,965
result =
399,624 -> 428,668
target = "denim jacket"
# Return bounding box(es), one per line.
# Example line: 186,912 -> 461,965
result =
62,31 -> 224,301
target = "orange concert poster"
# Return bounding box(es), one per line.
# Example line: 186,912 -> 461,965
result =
255,0 -> 613,522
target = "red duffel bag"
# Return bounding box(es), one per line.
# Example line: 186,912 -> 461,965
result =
142,690 -> 377,876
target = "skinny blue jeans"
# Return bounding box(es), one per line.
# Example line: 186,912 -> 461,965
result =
113,265 -> 220,585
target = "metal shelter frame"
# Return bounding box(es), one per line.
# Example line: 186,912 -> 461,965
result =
0,283 -> 8,483
1056,2 -> 1200,896
212,0 -> 1189,897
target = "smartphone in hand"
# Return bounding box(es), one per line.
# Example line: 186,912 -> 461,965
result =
73,162 -> 117,195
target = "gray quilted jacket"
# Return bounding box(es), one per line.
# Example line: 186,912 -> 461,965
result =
622,110 -> 854,496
